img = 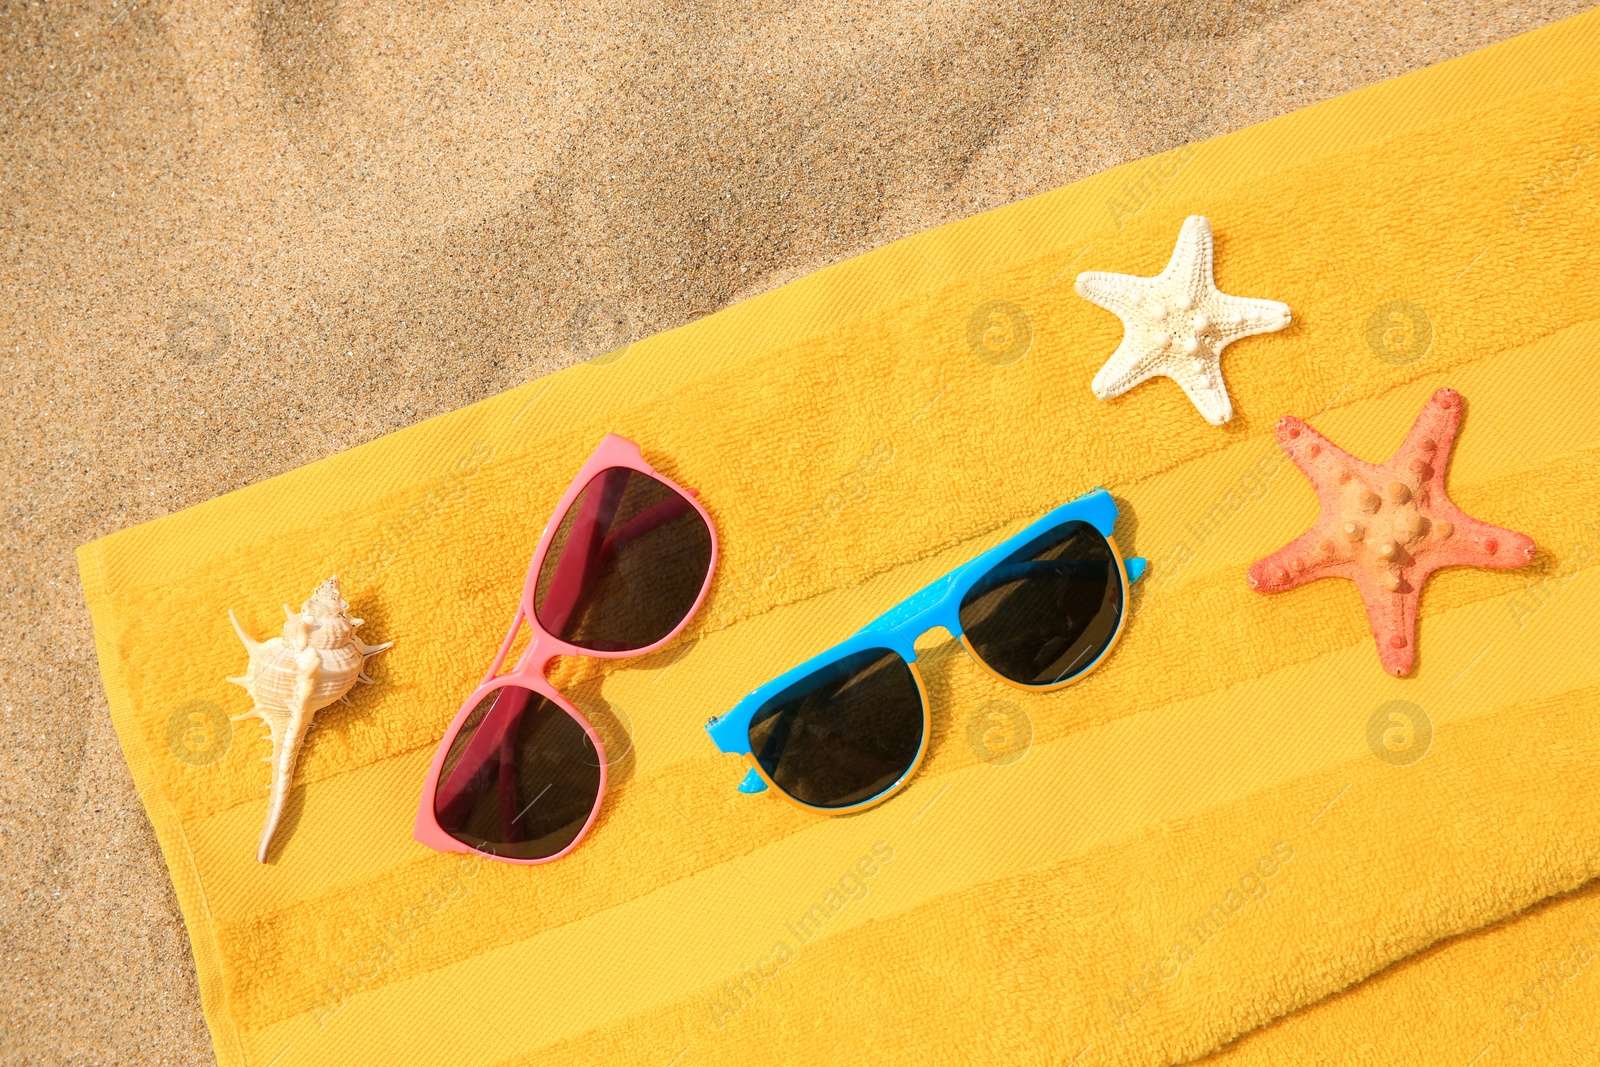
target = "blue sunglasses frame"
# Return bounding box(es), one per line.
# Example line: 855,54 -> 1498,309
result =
704,488 -> 1147,814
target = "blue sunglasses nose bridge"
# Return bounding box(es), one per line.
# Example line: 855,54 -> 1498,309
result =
860,544 -> 1146,657
859,569 -> 968,652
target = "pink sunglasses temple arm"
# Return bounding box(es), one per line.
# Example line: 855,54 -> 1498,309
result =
537,468 -> 627,635
497,731 -> 522,842
434,684 -> 534,821
598,492 -> 692,556
487,605 -> 527,679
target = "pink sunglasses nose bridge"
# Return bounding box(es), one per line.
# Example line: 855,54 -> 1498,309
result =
484,605 -> 562,681
509,630 -> 560,678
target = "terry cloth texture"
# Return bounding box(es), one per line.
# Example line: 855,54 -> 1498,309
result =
79,10 -> 1600,1067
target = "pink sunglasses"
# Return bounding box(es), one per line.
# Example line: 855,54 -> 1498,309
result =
414,434 -> 718,863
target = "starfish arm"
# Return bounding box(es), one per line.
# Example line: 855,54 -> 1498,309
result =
1424,501 -> 1537,571
1159,215 -> 1216,294
1398,387 -> 1464,475
1350,567 -> 1420,676
1210,294 -> 1293,345
1165,357 -> 1233,425
1401,389 -> 1536,571
1091,334 -> 1168,401
1269,415 -> 1370,509
1075,271 -> 1151,320
1248,528 -> 1352,593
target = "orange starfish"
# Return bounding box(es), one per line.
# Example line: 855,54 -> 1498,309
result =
1248,388 -> 1534,676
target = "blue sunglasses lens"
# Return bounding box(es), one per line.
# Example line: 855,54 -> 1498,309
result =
747,647 -> 924,808
958,519 -> 1123,687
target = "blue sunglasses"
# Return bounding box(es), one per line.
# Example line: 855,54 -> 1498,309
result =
705,488 -> 1146,814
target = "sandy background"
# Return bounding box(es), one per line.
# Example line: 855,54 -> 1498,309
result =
2,1 -> 1594,1063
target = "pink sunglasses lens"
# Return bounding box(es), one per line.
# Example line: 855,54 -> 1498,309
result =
433,686 -> 603,860
533,467 -> 713,652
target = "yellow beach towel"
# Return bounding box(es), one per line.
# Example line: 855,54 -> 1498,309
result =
80,10 -> 1600,1066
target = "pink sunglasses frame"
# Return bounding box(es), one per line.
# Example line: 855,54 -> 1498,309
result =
412,433 -> 718,864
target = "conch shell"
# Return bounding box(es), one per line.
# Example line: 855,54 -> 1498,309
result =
227,576 -> 392,862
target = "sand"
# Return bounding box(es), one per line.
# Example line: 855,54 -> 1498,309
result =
2,1 -> 1593,1062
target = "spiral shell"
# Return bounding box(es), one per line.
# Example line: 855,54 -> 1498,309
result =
227,576 -> 392,862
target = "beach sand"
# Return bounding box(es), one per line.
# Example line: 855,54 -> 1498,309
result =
2,1 -> 1592,1062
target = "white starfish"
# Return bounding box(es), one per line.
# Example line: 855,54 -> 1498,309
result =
1075,215 -> 1291,425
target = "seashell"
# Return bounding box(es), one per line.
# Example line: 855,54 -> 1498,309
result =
227,576 -> 392,862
